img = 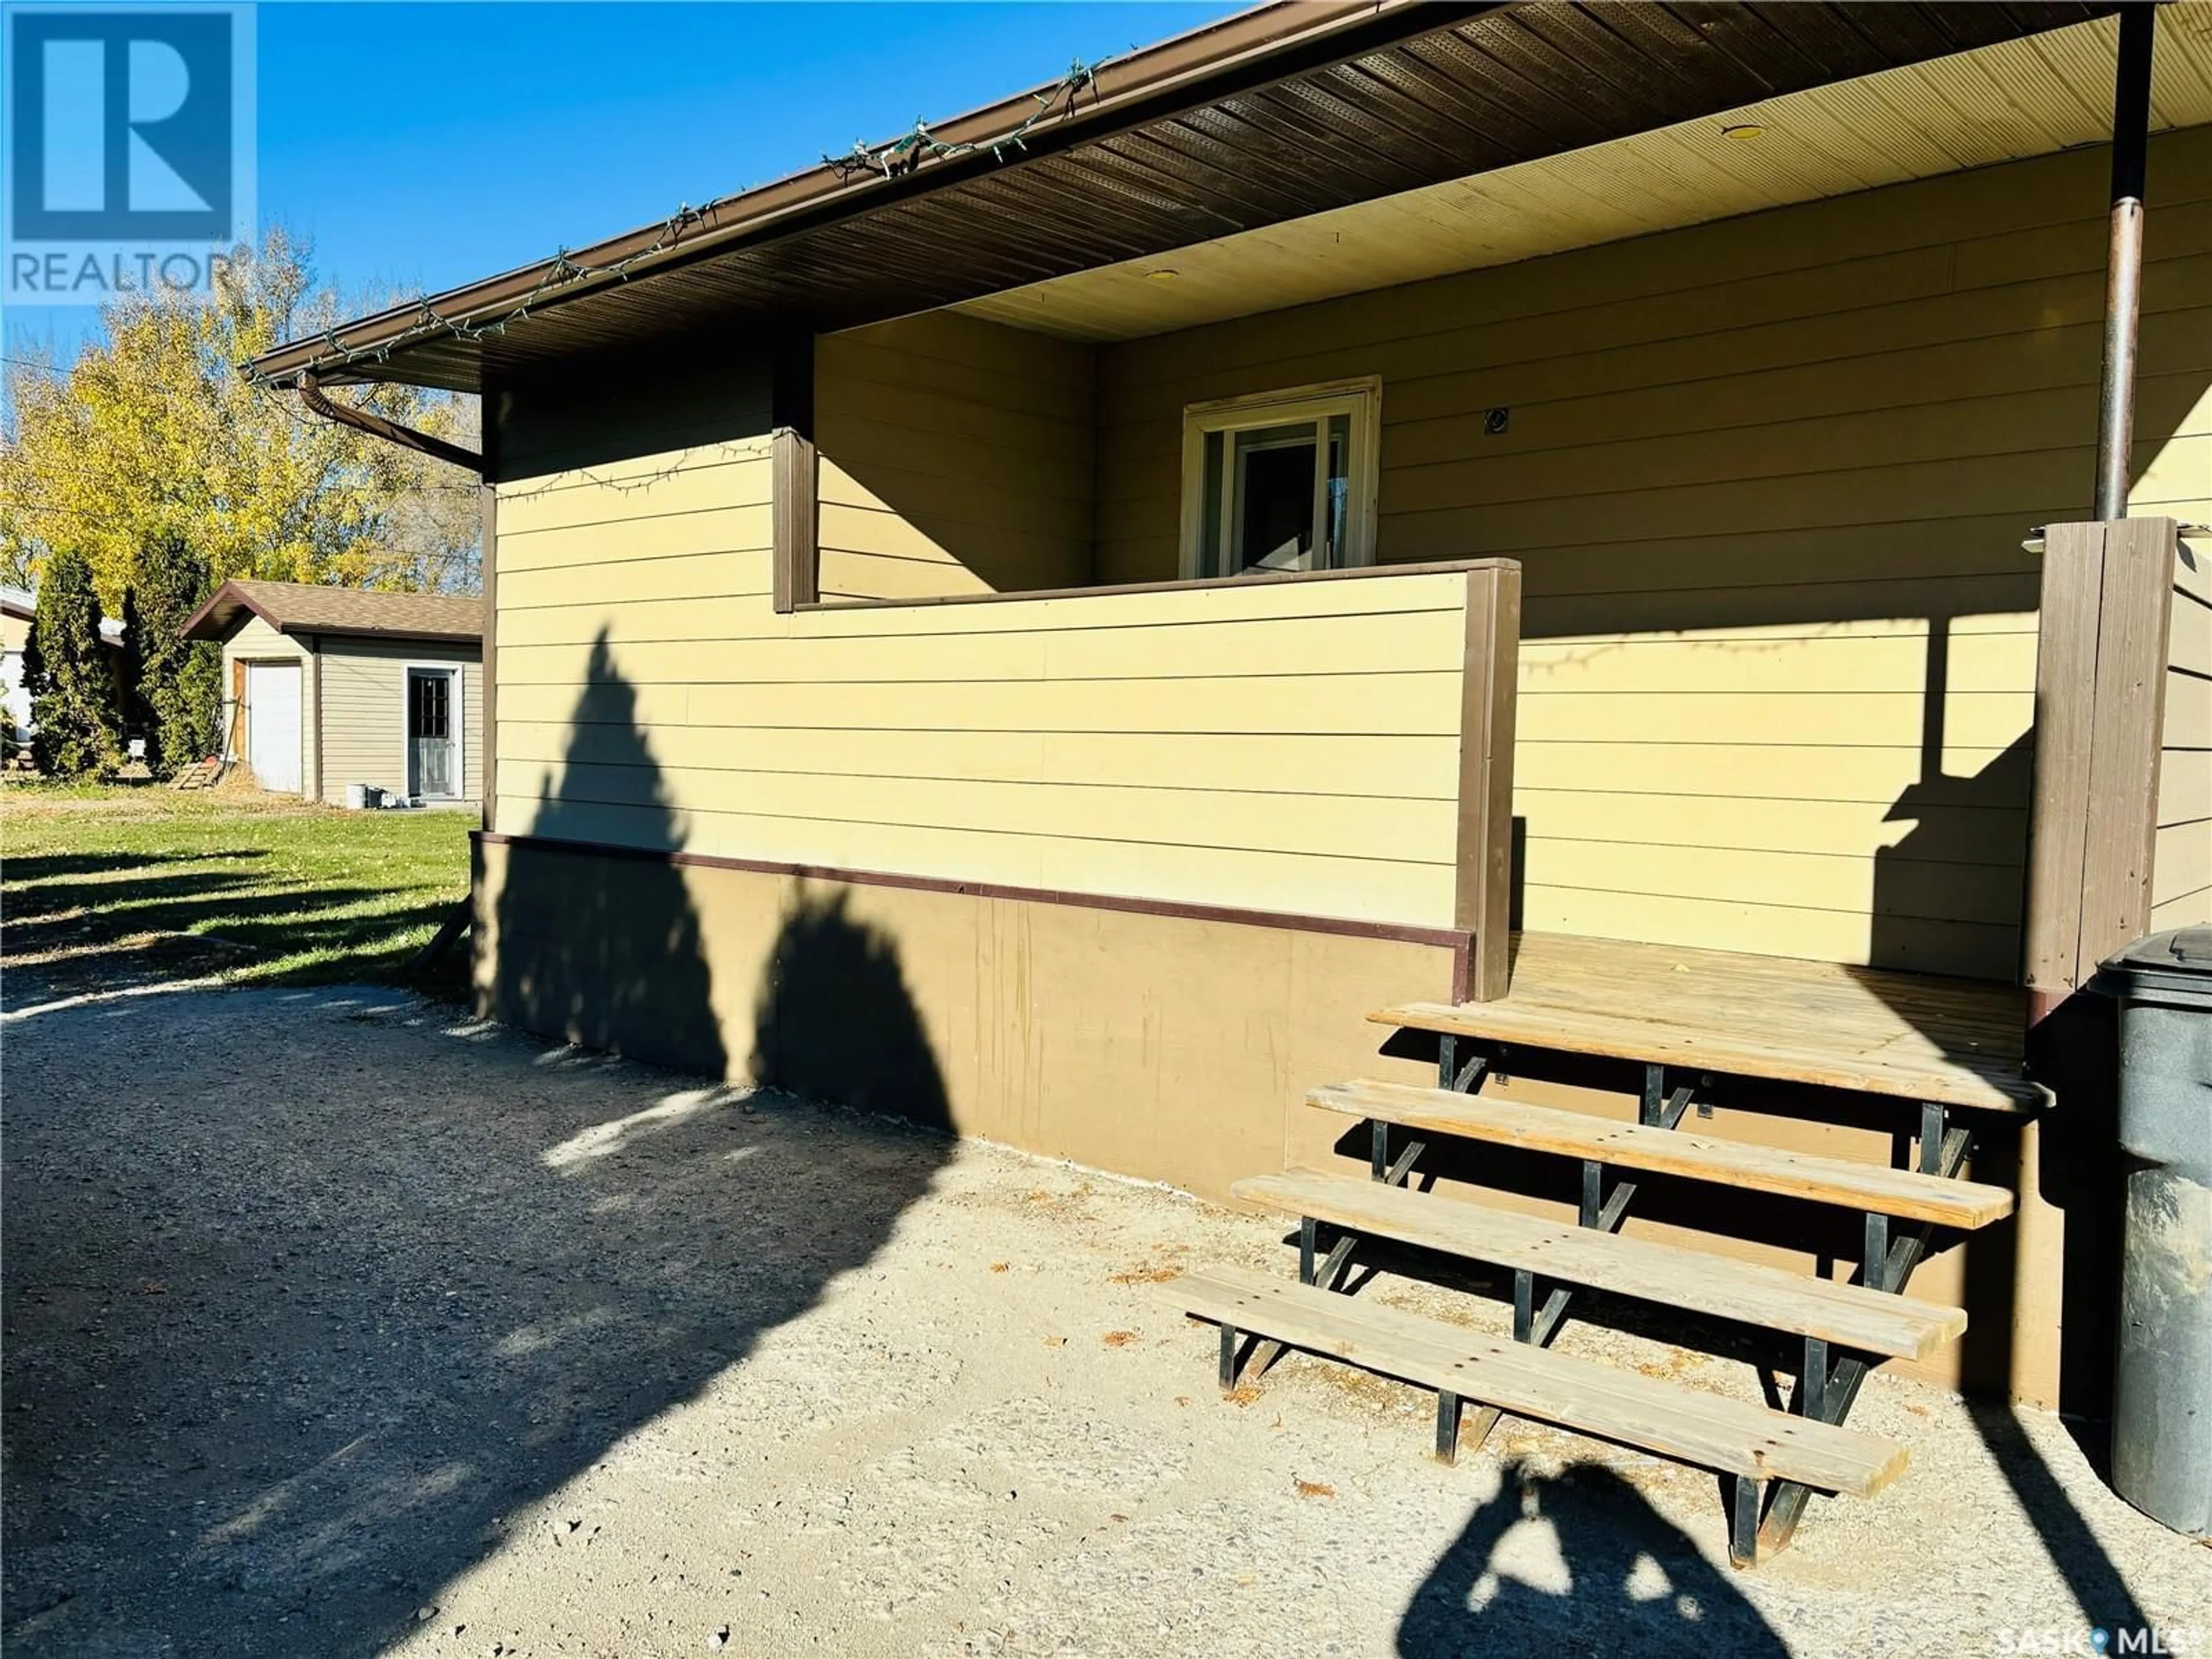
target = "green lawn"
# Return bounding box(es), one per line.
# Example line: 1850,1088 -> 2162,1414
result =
1,785 -> 478,999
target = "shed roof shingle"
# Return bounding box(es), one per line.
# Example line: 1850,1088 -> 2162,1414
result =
182,580 -> 483,645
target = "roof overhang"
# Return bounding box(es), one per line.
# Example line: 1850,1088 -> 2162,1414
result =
963,7 -> 2209,342
243,0 -> 2119,395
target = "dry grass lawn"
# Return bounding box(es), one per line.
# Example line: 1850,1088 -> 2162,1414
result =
1,780 -> 476,999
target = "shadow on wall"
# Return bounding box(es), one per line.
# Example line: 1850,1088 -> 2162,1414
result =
1866,619 -> 2140,1628
490,332 -> 773,478
490,631 -> 725,1077
491,632 -> 956,1141
1867,618 -> 2035,984
1397,1459 -> 1785,1659
751,883 -> 953,1134
1859,616 -> 2127,1424
813,315 -> 1099,600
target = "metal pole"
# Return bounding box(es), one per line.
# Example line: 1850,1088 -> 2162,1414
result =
2093,5 -> 2156,521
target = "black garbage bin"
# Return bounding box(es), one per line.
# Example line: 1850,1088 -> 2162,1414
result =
2096,925 -> 2212,1537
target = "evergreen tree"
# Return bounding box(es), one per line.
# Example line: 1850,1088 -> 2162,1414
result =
28,548 -> 122,777
128,533 -> 223,776
15,623 -> 46,764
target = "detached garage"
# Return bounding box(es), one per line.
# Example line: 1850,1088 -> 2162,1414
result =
183,581 -> 484,808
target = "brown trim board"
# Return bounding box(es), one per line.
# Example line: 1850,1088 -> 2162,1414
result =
772,427 -> 819,614
798,556 -> 1520,615
1453,562 -> 1519,1003
476,828 -> 1474,994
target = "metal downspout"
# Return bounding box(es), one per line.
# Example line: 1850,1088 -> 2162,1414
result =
2093,4 -> 2157,521
296,374 -> 483,474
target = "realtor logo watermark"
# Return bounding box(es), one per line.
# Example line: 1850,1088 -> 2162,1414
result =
2,2 -> 255,306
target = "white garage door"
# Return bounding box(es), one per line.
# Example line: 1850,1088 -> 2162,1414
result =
247,662 -> 302,794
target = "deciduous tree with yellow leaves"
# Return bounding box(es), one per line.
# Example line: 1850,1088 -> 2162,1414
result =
1,228 -> 478,611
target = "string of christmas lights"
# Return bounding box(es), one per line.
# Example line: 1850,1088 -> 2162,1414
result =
824,58 -> 1096,181
253,58 -> 1099,388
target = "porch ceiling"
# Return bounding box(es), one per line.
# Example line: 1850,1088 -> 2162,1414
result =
955,6 -> 2212,343
247,0 -> 2125,395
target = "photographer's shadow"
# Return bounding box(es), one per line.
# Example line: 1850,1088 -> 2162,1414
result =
1399,1459 -> 1786,1659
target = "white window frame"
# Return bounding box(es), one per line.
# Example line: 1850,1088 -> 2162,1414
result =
1177,377 -> 1382,580
399,661 -> 465,803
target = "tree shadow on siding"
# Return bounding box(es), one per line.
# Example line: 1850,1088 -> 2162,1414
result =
1397,1459 -> 1784,1659
0,630 -> 964,1653
488,631 -> 724,1076
751,883 -> 953,1132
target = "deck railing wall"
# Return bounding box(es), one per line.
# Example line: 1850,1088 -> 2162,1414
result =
492,438 -> 1518,979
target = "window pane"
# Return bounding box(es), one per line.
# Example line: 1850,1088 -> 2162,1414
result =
411,673 -> 450,740
1324,412 -> 1350,565
1233,422 -> 1316,573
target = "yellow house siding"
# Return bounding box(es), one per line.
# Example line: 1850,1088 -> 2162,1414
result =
815,312 -> 1096,600
315,637 -> 481,805
494,437 -> 1469,927
2153,543 -> 2212,930
1086,128 -> 2212,978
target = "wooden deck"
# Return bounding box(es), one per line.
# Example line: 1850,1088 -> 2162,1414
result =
1376,933 -> 2046,1113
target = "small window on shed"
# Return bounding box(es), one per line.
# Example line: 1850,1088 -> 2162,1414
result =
1180,379 -> 1380,579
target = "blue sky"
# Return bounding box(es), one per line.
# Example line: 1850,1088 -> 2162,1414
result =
3,1 -> 1247,370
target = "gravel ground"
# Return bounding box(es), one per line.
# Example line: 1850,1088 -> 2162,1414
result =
4,980 -> 2206,1659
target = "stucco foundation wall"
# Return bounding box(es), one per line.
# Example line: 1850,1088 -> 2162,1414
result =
474,832 -> 1455,1205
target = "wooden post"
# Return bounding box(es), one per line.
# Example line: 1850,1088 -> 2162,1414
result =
2024,517 -> 2177,1020
771,331 -> 819,614
772,427 -> 819,613
1455,562 -> 1521,1003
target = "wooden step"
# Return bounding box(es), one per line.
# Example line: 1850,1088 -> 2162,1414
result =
1233,1171 -> 1965,1360
1310,1079 -> 2014,1229
1373,945 -> 2047,1113
1180,1266 -> 1908,1497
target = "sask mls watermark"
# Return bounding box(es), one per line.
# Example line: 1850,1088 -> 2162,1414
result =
2,2 -> 255,306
